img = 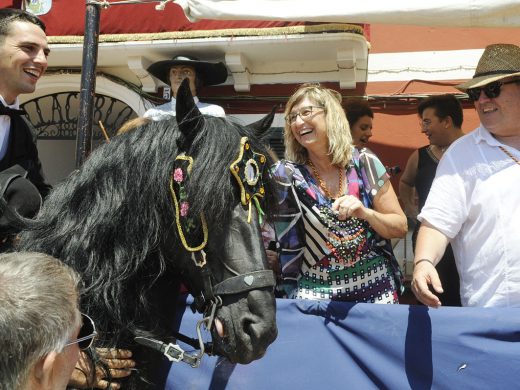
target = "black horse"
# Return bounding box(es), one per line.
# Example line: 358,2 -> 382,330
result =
16,80 -> 278,388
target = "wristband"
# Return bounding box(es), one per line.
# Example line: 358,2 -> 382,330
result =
414,259 -> 434,266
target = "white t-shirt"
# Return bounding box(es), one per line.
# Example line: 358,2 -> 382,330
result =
418,125 -> 520,307
143,96 -> 225,120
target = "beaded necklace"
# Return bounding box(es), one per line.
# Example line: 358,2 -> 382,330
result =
499,146 -> 520,166
306,159 -> 343,199
319,206 -> 369,267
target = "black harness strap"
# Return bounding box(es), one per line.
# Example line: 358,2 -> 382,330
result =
213,270 -> 276,296
135,336 -> 200,367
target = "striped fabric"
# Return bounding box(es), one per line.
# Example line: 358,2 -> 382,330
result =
271,148 -> 402,303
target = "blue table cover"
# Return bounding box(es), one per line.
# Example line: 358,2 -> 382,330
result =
165,296 -> 520,389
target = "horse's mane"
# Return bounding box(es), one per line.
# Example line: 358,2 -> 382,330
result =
17,115 -> 277,343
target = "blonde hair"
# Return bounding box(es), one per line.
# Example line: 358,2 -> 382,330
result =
283,83 -> 353,166
116,117 -> 151,135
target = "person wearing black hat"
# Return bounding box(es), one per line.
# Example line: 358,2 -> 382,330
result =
0,9 -> 51,200
144,55 -> 228,120
411,44 -> 520,308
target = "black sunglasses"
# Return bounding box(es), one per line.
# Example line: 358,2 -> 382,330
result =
65,313 -> 97,350
466,80 -> 519,102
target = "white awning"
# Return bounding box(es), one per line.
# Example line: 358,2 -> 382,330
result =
174,0 -> 520,28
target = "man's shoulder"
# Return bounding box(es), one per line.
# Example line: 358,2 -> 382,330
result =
143,101 -> 175,120
196,102 -> 225,117
6,116 -> 37,144
146,101 -> 172,112
445,128 -> 481,156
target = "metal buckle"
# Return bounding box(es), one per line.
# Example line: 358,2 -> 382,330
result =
163,342 -> 185,363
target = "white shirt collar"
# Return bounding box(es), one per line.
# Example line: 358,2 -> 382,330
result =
473,124 -> 504,147
0,95 -> 20,109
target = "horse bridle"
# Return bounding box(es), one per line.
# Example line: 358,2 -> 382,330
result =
135,137 -> 276,367
135,251 -> 275,368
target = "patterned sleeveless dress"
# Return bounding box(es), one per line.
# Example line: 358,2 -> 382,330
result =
271,148 -> 402,303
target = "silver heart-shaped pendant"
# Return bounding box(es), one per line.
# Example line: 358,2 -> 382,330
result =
244,275 -> 254,286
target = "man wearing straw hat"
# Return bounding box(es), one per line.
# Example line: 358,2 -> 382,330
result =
144,55 -> 227,120
411,43 -> 520,308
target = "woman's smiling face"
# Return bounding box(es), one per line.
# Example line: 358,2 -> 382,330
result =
350,115 -> 373,147
289,97 -> 328,153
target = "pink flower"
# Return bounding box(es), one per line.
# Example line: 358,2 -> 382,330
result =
173,168 -> 184,183
180,201 -> 189,217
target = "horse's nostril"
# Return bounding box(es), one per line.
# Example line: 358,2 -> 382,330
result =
242,318 -> 265,340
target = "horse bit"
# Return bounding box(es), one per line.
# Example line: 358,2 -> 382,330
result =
135,137 -> 276,367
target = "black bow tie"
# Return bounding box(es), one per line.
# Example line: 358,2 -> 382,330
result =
0,103 -> 26,118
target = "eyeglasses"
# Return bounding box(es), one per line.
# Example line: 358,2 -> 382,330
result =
285,105 -> 325,124
65,313 -> 97,350
421,118 -> 432,128
466,80 -> 519,102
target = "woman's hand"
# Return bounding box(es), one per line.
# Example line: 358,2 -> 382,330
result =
332,195 -> 370,220
69,348 -> 136,389
265,249 -> 280,275
332,182 -> 407,239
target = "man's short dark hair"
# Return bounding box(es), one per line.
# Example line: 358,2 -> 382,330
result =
345,99 -> 374,127
418,94 -> 463,128
0,8 -> 46,40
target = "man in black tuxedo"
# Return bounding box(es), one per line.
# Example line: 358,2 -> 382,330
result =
0,8 -> 51,200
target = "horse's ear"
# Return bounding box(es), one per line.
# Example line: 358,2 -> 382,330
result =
176,78 -> 204,150
246,104 -> 279,138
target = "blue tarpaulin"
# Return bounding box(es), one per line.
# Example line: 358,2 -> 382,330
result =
166,296 -> 520,389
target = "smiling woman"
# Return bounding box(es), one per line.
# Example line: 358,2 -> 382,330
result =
345,99 -> 374,149
265,83 -> 407,303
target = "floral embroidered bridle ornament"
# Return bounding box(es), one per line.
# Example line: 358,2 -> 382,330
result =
170,154 -> 208,256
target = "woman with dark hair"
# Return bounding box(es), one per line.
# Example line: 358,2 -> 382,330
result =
345,99 -> 374,149
267,84 -> 407,303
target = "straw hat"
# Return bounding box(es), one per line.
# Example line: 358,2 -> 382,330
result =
456,44 -> 520,91
147,55 -> 228,87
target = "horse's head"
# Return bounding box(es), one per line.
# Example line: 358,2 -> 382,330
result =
169,80 -> 278,364
16,78 -> 278,377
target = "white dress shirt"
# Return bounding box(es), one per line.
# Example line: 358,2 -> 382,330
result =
143,96 -> 225,121
419,125 -> 520,307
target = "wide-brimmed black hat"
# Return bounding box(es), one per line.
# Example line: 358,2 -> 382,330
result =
147,55 -> 228,87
